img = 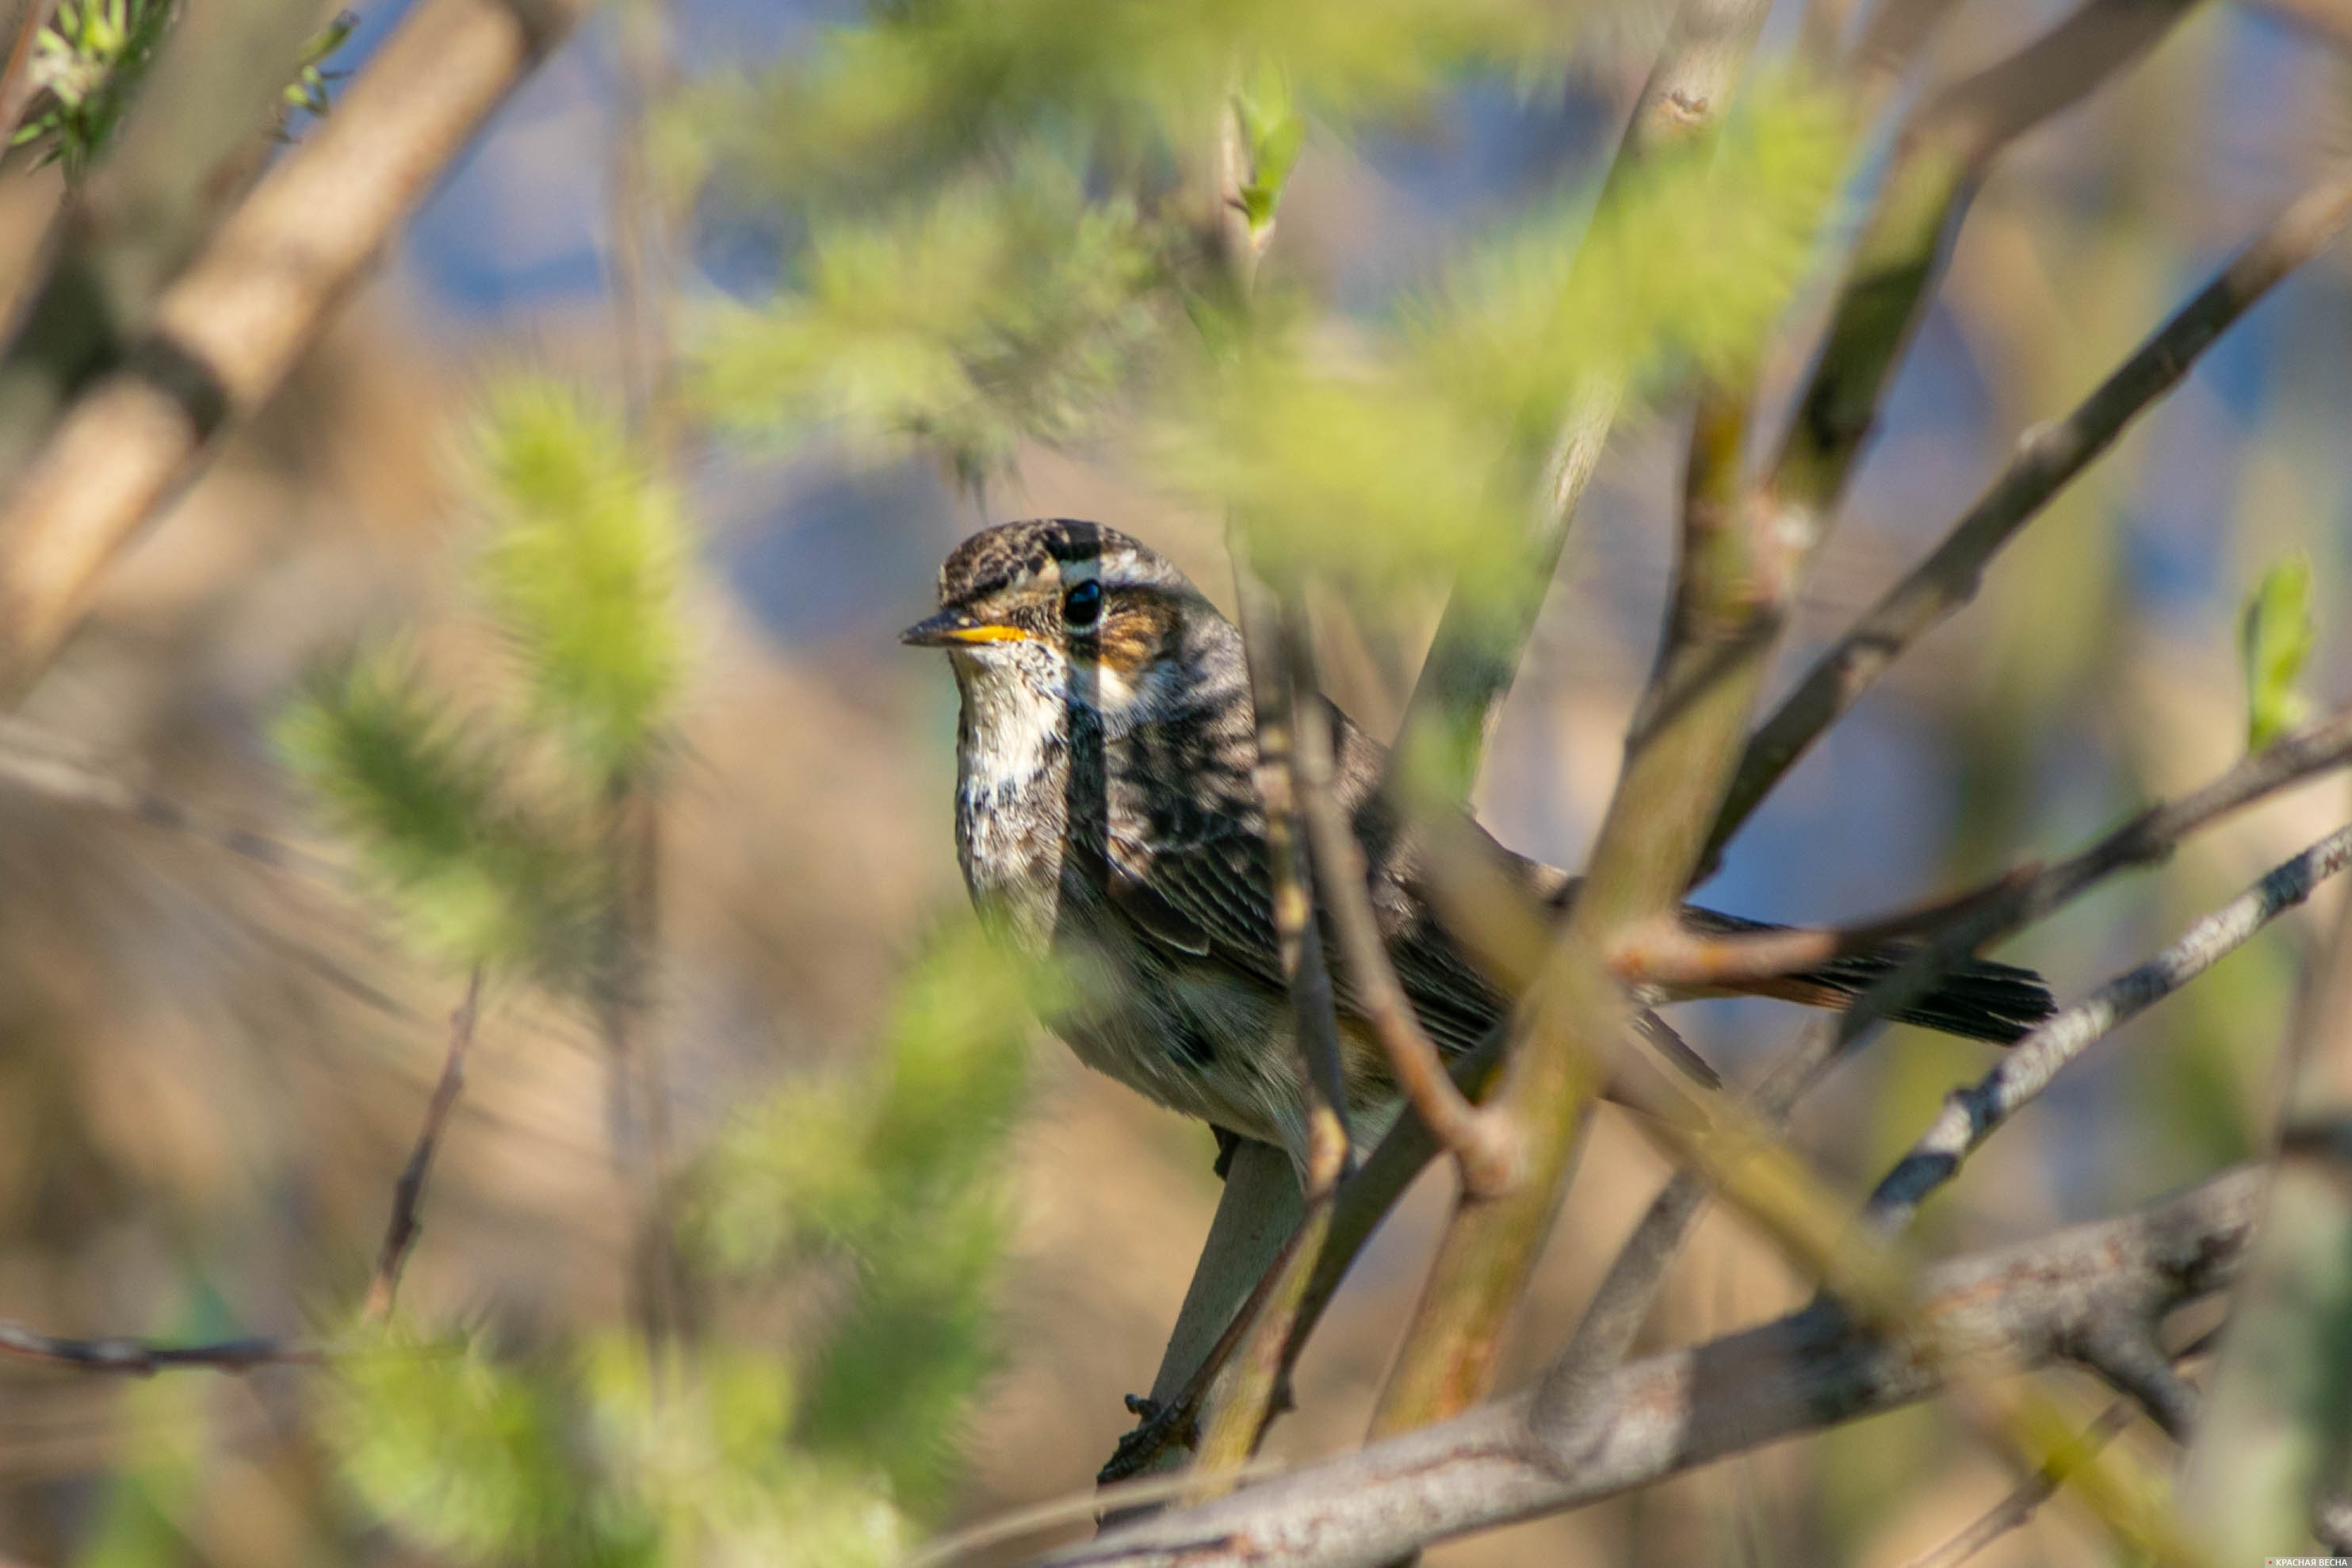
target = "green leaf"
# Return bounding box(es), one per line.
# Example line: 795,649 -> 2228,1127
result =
1235,62 -> 1306,238
2243,553 -> 2316,751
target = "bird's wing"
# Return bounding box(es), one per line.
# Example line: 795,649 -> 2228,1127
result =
1103,809 -> 1287,989
1103,801 -> 1519,1060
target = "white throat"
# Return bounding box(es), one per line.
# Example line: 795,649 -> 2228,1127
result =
951,652 -> 1066,797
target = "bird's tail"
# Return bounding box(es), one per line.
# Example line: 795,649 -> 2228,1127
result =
1750,947 -> 2056,1044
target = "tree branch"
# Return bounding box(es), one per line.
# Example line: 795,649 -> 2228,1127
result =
0,0 -> 589,703
0,713 -> 335,876
1388,0 -> 1773,800
1184,566 -> 1352,1489
362,969 -> 485,1324
1365,0 -> 2205,1444
1056,1167 -> 2262,1568
1864,823 -> 2352,1236
1899,1325 -> 2230,1568
1707,175 -> 2352,868
0,1323 -> 322,1375
0,0 -> 324,491
1297,690 -> 1520,1196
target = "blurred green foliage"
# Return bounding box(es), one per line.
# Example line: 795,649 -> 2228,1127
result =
8,0 -> 354,173
694,155 -> 1161,488
694,920 -> 1050,1515
331,1331 -> 907,1568
278,644 -> 601,985
321,922 -> 1046,1558
686,20 -> 1846,601
283,372 -> 1046,1552
679,0 -> 1593,208
278,377 -> 686,983
12,0 -> 172,174
476,382 -> 685,782
1172,78 -> 1848,591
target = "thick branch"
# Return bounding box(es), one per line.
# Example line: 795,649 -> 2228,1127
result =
0,0 -> 588,703
1057,1168 -> 2261,1568
1708,177 -> 2352,866
0,0 -> 323,489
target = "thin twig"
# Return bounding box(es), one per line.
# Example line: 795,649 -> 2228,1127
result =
1864,823 -> 2352,1237
0,1323 -> 322,1375
0,713 -> 338,878
1613,854 -> 2035,990
0,0 -> 588,703
1530,1013 -> 1803,1442
1903,1402 -> 2137,1568
1186,564 -> 1351,1489
1706,177 -> 2352,870
908,1458 -> 1287,1568
1899,1326 -> 2223,1568
1295,689 -> 1520,1196
1101,1195 -> 1312,1484
362,969 -> 485,1323
601,0 -> 690,1352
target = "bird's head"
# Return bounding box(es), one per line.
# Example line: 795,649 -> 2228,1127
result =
901,519 -> 1233,726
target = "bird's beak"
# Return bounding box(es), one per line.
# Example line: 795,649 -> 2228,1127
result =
900,608 -> 1031,648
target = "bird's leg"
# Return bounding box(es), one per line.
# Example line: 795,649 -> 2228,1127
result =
1100,1138 -> 1302,1486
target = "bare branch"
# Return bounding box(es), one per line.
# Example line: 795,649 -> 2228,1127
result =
1186,567 -> 1352,1486
361,970 -> 485,1324
0,0 -> 589,702
1708,177 -> 2352,867
0,713 -> 335,876
1865,822 -> 2352,1235
1901,1400 -> 2137,1568
0,1323 -> 322,1375
1296,692 -> 1520,1196
1056,1168 -> 2262,1568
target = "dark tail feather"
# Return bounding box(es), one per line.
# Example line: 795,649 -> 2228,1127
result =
1765,947 -> 2056,1045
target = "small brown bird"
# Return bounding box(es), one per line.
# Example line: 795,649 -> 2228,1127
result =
904,518 -> 2052,1166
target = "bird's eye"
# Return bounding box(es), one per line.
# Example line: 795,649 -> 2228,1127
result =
1062,578 -> 1103,629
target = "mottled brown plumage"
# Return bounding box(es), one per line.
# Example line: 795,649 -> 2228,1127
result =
904,519 -> 2053,1165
